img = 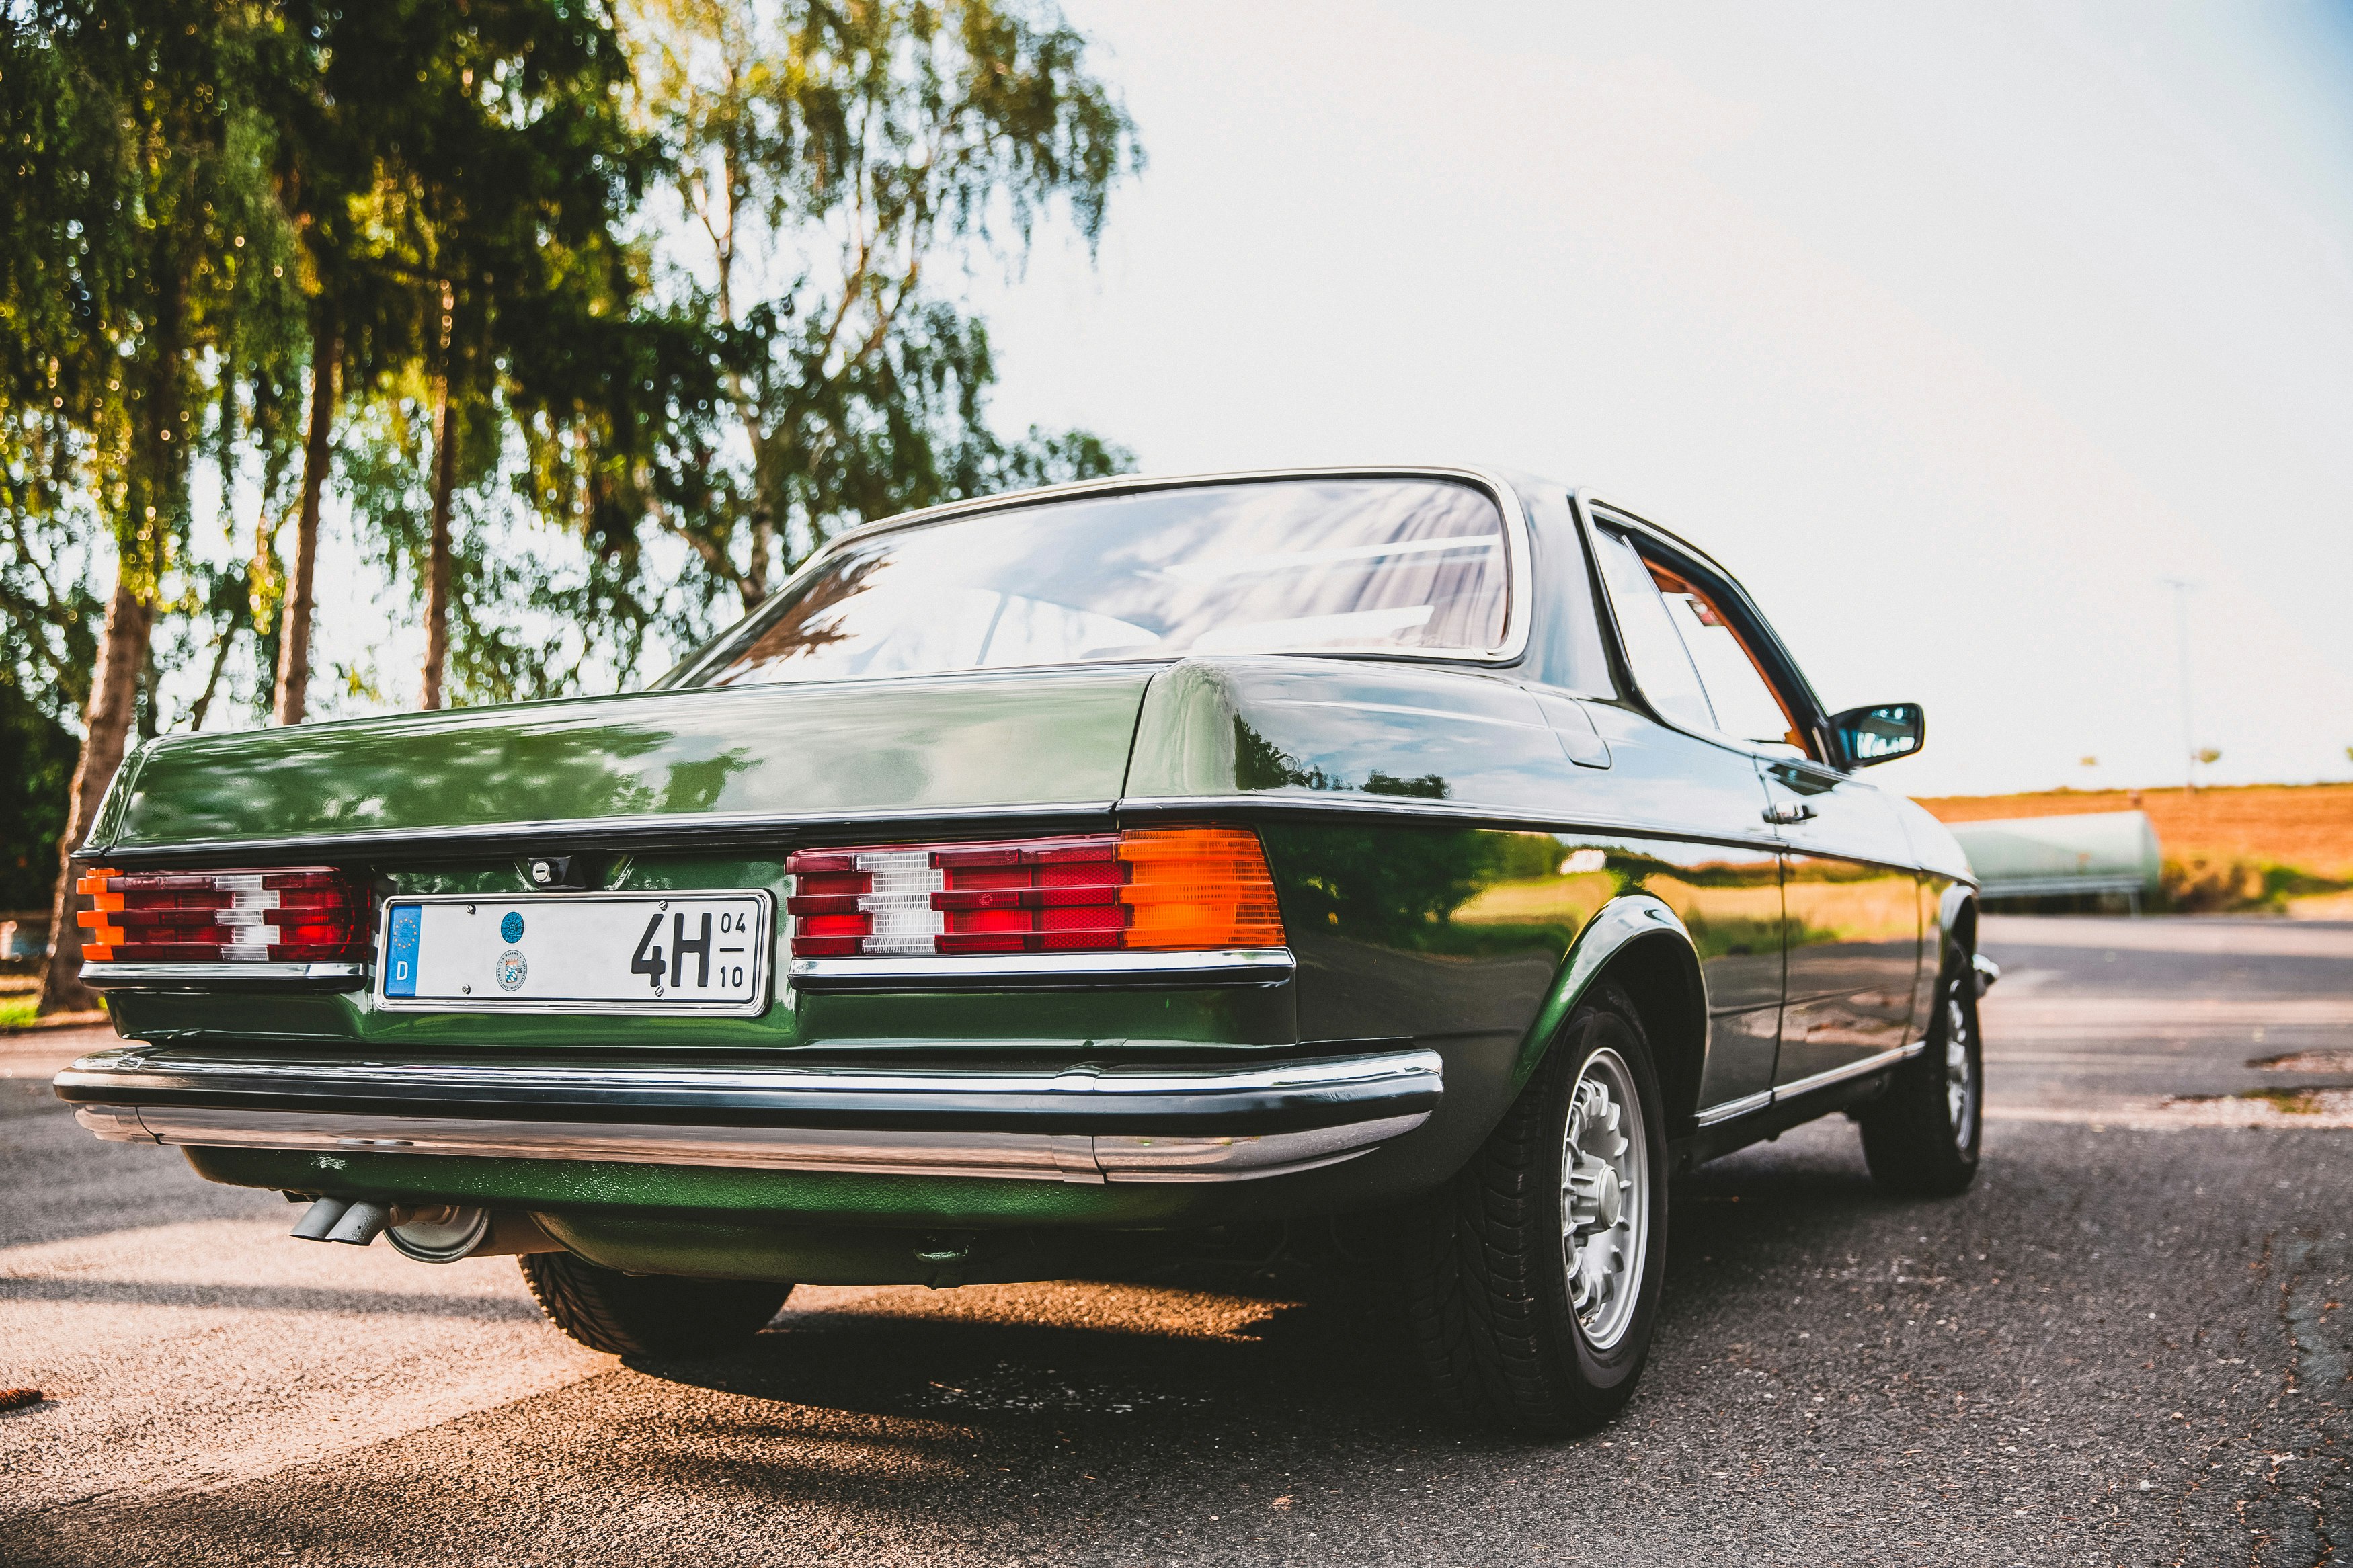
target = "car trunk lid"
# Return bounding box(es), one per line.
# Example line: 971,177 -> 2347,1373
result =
90,665 -> 1158,858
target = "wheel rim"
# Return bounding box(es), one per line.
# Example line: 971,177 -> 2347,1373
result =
1945,976 -> 1977,1148
1560,1046 -> 1650,1352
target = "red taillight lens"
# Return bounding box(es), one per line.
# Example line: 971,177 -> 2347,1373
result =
77,866 -> 372,964
784,827 -> 1285,960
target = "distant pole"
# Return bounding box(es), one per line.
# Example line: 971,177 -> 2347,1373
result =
2163,577 -> 2195,793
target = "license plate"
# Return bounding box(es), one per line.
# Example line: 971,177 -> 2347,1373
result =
374,891 -> 774,1016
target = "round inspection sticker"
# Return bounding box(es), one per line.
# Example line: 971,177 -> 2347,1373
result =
500,911 -> 524,942
495,949 -> 529,991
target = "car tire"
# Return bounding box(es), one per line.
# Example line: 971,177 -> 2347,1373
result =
518,1251 -> 793,1357
1857,938 -> 1983,1197
1401,982 -> 1670,1434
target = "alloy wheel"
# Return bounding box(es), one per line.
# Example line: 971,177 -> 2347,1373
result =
1560,1046 -> 1650,1352
1945,977 -> 1977,1148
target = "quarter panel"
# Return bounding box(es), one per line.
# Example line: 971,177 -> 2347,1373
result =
1125,657 -> 1579,815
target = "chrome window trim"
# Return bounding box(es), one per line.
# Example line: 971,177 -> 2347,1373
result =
667,466 -> 1537,689
788,946 -> 1296,991
81,960 -> 370,990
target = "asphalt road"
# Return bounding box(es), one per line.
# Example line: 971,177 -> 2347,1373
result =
3,915 -> 2349,1566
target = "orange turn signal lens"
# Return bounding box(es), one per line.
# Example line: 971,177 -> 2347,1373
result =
1118,827 -> 1287,951
76,867 -> 121,960
71,866 -> 370,964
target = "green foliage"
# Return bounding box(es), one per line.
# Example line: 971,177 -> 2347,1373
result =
1,0 -> 1143,897
0,667 -> 80,908
625,0 -> 1143,633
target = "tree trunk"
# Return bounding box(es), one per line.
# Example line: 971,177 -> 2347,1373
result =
744,507 -> 772,610
40,230 -> 190,1016
272,331 -> 338,726
186,614 -> 239,731
420,378 -> 457,710
37,579 -> 153,1015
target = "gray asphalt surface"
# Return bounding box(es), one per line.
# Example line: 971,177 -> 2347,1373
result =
3,915 -> 2349,1566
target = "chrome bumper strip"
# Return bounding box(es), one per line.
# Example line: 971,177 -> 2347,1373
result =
73,1103 -> 1430,1184
787,948 -> 1295,991
81,961 -> 370,991
56,1047 -> 1442,1184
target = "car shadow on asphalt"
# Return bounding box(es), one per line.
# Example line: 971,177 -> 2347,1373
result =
0,1274 -> 550,1321
612,1120 -> 1919,1431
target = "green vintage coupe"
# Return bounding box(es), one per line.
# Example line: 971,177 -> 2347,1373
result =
55,467 -> 1988,1433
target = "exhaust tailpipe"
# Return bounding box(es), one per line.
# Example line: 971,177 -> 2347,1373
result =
325,1200 -> 393,1245
290,1198 -> 560,1260
290,1196 -> 352,1241
386,1206 -> 564,1263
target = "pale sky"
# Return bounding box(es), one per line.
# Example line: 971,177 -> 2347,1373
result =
272,1 -> 2353,801
963,0 -> 2353,798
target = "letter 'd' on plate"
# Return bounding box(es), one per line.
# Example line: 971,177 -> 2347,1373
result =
375,891 -> 774,1016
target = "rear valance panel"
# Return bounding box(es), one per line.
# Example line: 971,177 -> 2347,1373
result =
95,665 -> 1158,855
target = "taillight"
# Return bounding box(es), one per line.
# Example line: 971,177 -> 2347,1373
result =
77,867 -> 373,964
784,827 -> 1286,959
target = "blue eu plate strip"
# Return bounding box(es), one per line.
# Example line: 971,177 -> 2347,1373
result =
383,904 -> 422,997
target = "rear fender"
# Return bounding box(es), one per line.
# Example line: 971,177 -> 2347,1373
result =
1509,894 -> 1708,1120
1937,880 -> 1978,960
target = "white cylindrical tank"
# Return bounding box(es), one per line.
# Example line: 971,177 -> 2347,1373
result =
1945,810 -> 2163,899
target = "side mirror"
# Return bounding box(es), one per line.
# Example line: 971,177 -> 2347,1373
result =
1829,702 -> 1924,768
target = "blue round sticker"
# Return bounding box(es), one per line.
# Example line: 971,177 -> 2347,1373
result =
500,911 -> 524,943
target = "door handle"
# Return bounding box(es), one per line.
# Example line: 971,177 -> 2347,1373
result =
1763,801 -> 1817,825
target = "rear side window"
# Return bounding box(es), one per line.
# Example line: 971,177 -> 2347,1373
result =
1596,526 -> 1810,758
1652,571 -> 1806,755
1593,529 -> 1716,734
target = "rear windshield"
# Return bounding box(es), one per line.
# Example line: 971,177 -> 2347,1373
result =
684,478 -> 1512,688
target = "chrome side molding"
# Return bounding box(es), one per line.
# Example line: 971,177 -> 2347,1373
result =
1689,1038 -> 1927,1127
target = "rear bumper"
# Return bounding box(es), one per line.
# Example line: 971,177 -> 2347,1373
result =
54,1046 -> 1443,1186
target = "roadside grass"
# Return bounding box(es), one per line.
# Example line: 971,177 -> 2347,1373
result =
2159,854 -> 2350,915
